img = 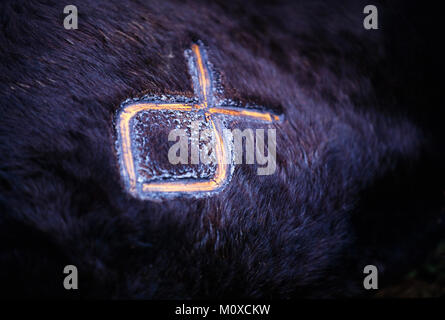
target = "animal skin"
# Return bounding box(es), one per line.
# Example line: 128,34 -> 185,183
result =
0,0 -> 444,298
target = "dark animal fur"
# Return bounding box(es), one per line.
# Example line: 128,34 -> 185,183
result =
0,0 -> 444,298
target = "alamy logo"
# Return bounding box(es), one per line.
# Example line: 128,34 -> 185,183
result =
168,122 -> 277,176
363,5 -> 378,30
363,265 -> 378,289
63,265 -> 78,290
63,5 -> 78,30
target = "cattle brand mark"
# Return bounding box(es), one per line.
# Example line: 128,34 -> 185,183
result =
115,42 -> 282,200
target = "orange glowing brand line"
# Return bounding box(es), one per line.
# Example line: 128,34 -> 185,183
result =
116,42 -> 282,199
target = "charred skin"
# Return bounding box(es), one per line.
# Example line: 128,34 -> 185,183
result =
0,0 -> 444,298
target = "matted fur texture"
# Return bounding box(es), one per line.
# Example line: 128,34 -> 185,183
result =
0,0 -> 444,298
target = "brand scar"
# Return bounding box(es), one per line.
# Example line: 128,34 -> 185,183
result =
116,42 -> 282,199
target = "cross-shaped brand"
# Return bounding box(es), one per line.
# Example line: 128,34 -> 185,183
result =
116,42 -> 282,199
